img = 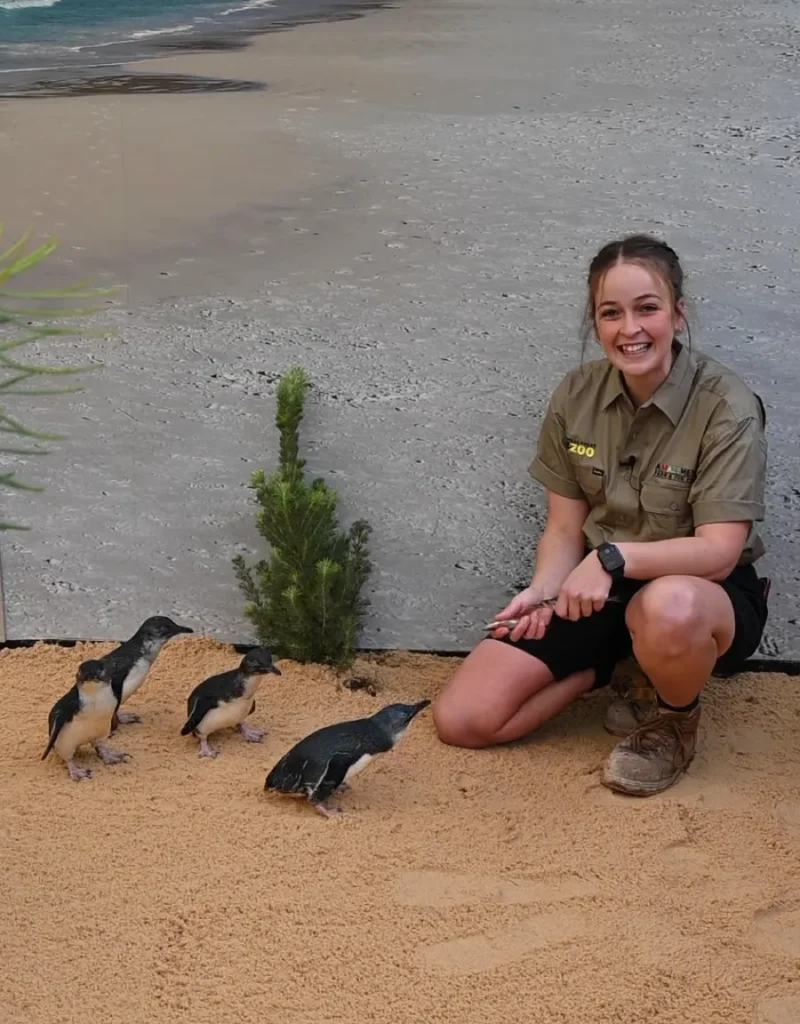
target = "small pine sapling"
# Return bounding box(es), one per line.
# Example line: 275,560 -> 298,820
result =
232,365 -> 374,675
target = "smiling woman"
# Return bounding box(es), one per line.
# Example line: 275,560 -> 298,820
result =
432,233 -> 770,799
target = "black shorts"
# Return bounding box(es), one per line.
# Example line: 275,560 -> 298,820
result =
493,563 -> 770,690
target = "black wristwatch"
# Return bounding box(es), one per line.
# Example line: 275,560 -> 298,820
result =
596,542 -> 626,581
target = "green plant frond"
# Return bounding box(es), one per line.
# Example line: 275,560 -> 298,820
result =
0,322 -> 113,342
0,445 -> 51,456
0,224 -> 108,530
0,521 -> 32,532
1,384 -> 86,397
0,352 -> 98,376
0,303 -> 107,320
0,236 -> 59,280
0,226 -> 33,268
0,412 -> 65,440
0,279 -> 116,300
0,471 -> 45,492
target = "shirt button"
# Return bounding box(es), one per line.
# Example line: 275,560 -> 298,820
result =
670,502 -> 679,511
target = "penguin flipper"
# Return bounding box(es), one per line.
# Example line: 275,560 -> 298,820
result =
180,686 -> 222,735
42,687 -> 80,760
310,751 -> 357,804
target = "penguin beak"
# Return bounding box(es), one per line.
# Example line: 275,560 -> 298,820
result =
176,625 -> 194,635
269,665 -> 282,675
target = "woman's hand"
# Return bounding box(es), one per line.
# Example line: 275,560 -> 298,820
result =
489,585 -> 555,643
555,550 -> 612,621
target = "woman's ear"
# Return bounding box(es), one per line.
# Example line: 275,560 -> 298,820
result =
674,297 -> 687,333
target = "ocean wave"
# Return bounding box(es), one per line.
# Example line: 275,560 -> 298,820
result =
0,0 -> 62,9
129,23 -> 194,39
219,0 -> 273,15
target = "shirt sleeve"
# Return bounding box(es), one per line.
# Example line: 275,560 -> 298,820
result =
689,413 -> 767,526
528,377 -> 585,500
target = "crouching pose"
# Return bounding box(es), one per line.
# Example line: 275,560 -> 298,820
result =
433,233 -> 770,796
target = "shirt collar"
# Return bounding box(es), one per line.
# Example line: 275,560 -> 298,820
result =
600,339 -> 695,425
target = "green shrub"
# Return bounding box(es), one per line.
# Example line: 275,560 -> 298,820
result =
232,365 -> 373,671
0,225 -> 114,530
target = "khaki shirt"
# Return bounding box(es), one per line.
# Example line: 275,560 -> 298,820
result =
529,341 -> 767,564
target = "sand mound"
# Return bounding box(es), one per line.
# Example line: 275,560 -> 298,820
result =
1,636 -> 799,1023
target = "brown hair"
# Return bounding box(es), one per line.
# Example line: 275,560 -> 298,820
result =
579,233 -> 691,359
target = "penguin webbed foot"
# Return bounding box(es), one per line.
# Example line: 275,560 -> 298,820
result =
313,799 -> 344,818
198,737 -> 219,758
67,760 -> 93,781
335,781 -> 351,794
116,710 -> 142,725
94,742 -> 131,766
238,722 -> 265,743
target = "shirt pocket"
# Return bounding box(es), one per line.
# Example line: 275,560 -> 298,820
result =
573,462 -> 606,507
639,479 -> 693,541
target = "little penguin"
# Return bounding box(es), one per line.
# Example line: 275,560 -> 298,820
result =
264,699 -> 431,818
41,659 -> 131,781
97,615 -> 194,729
180,647 -> 281,758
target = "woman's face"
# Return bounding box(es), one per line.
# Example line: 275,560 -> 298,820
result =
593,260 -> 684,396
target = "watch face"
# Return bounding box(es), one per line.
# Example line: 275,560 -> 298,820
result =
600,545 -> 624,571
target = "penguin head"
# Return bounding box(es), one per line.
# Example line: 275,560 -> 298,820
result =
371,699 -> 431,743
75,659 -> 113,686
240,648 -> 282,677
138,616 -> 194,641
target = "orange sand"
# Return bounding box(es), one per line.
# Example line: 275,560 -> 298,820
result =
1,635 -> 799,1024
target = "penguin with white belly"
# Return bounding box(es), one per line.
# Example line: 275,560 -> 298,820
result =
99,615 -> 194,730
180,648 -> 281,758
41,659 -> 131,781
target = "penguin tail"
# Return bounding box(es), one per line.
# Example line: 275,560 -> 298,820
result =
179,720 -> 194,736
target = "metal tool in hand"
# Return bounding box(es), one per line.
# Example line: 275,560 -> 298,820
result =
484,594 -> 622,630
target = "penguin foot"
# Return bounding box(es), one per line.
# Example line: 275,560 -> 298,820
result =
67,760 -> 93,781
238,722 -> 265,743
199,738 -> 219,758
335,782 -> 351,794
94,742 -> 130,766
116,710 -> 142,725
313,800 -> 344,818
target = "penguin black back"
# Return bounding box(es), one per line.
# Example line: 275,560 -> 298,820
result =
265,700 -> 431,815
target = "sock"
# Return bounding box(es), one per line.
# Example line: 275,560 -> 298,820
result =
657,693 -> 699,714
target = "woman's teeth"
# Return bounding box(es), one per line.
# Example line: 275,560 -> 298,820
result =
619,342 -> 651,355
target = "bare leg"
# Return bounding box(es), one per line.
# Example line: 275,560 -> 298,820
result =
238,721 -> 264,743
94,741 -> 130,765
433,638 -> 594,748
116,710 -> 142,725
67,759 -> 92,781
199,736 -> 218,758
626,576 -> 736,706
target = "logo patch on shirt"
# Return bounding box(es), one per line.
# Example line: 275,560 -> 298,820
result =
653,462 -> 695,484
565,438 -> 596,458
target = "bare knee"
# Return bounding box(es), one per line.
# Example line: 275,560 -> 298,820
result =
432,694 -> 492,749
626,577 -> 705,657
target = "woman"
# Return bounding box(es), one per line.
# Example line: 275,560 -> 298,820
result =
432,233 -> 770,797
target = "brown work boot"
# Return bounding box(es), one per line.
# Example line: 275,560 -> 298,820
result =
604,659 -> 657,737
601,704 -> 701,796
